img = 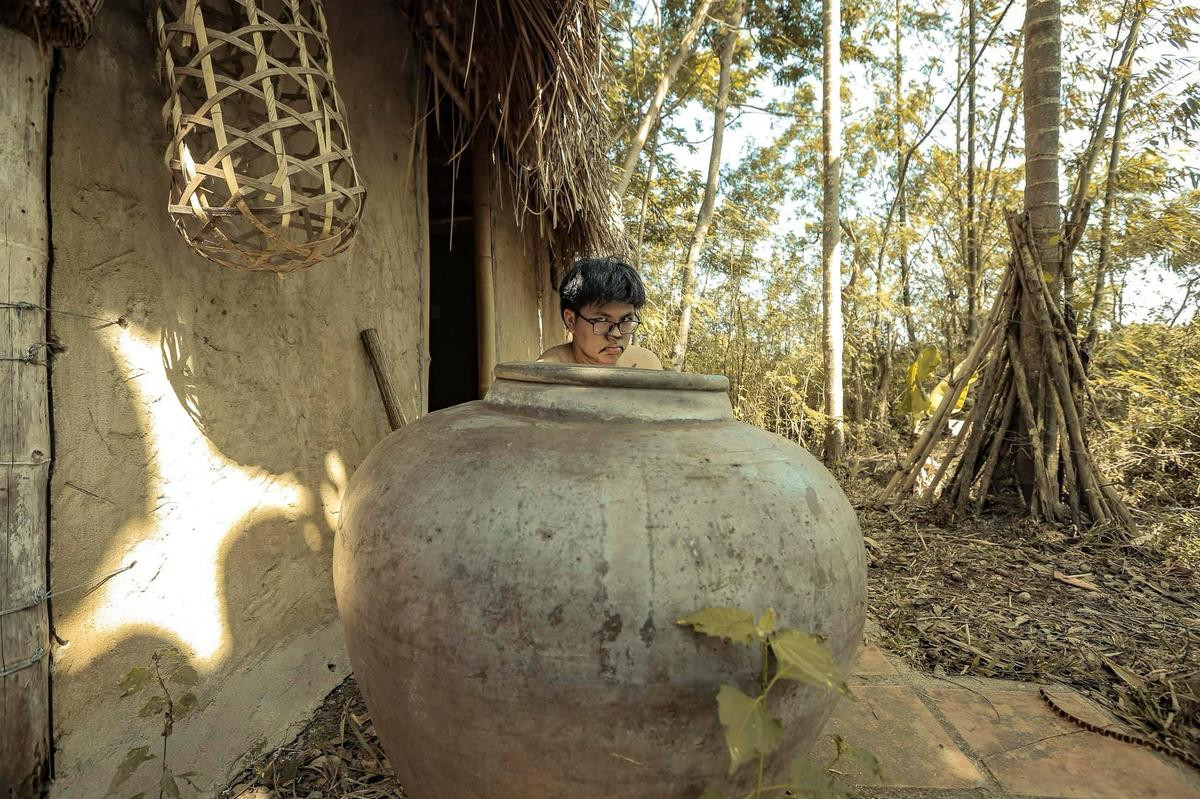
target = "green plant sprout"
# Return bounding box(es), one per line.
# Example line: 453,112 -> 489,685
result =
110,651 -> 205,798
677,607 -> 881,798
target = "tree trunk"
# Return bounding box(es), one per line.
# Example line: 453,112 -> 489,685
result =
894,0 -> 917,345
671,0 -> 743,371
1085,59 -> 1134,352
633,123 -> 660,270
615,0 -> 716,199
873,328 -> 894,426
0,28 -> 52,797
966,0 -> 980,340
1019,0 -> 1062,494
822,0 -> 845,464
978,34 -> 1022,253
955,13 -> 965,284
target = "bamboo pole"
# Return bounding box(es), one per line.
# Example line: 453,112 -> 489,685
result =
972,378 -> 1017,513
1008,214 -> 1109,525
947,341 -> 1009,510
360,329 -> 408,431
1008,332 -> 1056,520
472,135 -> 496,397
0,29 -> 51,796
881,269 -> 1011,500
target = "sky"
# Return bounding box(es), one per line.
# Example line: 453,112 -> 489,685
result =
641,0 -> 1199,325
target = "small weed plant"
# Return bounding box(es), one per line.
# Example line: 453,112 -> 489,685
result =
676,607 -> 880,798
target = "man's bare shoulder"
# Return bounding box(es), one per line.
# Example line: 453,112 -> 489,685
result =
620,345 -> 663,370
537,344 -> 574,363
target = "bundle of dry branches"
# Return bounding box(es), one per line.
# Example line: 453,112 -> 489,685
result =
406,0 -> 623,263
881,210 -> 1134,534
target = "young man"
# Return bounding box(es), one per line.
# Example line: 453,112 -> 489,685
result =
538,258 -> 663,369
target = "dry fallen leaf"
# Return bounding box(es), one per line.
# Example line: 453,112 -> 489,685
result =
1099,653 -> 1147,692
1053,571 -> 1101,591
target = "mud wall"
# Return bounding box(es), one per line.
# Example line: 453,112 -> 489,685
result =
41,0 -> 541,794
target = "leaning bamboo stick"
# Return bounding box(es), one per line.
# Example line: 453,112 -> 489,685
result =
1008,331 -> 1056,520
945,316 -> 1013,508
970,374 -> 1016,514
881,273 -> 1012,500
920,381 -> 981,504
1054,393 -> 1083,528
360,329 -> 408,431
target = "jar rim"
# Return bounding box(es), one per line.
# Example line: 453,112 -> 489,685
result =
494,362 -> 730,392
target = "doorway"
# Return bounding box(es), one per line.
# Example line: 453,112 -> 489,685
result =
426,116 -> 478,412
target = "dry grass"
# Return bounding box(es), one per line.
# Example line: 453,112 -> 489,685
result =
851,480 -> 1200,767
403,0 -> 623,263
219,678 -> 403,798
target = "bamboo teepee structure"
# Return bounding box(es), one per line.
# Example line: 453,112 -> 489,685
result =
880,210 -> 1134,534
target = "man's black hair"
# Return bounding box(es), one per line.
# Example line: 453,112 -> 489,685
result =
559,257 -> 647,318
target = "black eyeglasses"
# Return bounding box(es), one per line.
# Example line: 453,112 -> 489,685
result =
576,314 -> 641,336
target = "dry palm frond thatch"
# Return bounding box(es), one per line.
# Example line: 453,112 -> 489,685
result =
1,0 -> 106,48
404,0 -> 623,265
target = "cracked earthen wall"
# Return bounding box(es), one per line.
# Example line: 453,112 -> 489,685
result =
44,0 -> 546,795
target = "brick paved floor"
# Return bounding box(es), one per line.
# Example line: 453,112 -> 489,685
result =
810,629 -> 1200,799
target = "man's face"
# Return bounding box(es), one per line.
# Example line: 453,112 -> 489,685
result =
565,301 -> 640,366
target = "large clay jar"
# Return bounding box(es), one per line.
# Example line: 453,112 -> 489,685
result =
334,363 -> 866,798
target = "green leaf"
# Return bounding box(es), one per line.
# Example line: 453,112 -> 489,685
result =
699,788 -> 725,799
175,692 -> 199,720
106,746 -> 155,795
676,607 -> 757,645
835,729 -> 883,772
170,663 -> 200,687
755,608 -> 777,639
928,370 -> 978,415
771,630 -> 851,696
907,346 -> 942,386
833,734 -> 882,778
138,695 -> 166,718
787,755 -> 851,798
900,346 -> 945,422
160,768 -> 181,799
716,684 -> 784,775
118,667 -> 151,697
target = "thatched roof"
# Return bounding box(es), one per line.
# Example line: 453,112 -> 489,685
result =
403,0 -> 624,264
2,0 -> 622,261
1,0 -> 105,47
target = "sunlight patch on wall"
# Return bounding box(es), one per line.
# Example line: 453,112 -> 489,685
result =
56,323 -> 309,671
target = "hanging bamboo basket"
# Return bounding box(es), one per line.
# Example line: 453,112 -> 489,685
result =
153,0 -> 365,272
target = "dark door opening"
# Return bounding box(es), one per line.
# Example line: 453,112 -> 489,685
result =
427,118 -> 478,412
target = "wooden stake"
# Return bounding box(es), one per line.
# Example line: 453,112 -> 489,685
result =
1009,214 -> 1110,526
0,29 -> 51,795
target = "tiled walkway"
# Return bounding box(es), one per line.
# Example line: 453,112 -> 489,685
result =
815,631 -> 1200,798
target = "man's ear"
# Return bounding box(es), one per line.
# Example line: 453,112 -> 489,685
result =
562,309 -> 574,328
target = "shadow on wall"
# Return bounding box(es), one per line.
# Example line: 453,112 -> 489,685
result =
46,0 -> 428,793
55,314 -> 354,792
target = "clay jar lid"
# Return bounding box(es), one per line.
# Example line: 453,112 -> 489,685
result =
486,362 -> 733,423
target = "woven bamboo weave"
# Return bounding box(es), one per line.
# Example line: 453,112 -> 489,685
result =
154,0 -> 365,272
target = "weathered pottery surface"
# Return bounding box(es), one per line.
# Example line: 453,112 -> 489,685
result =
334,362 -> 867,798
